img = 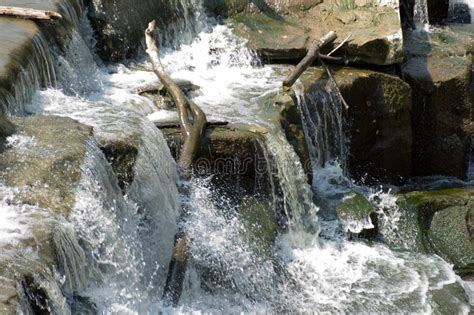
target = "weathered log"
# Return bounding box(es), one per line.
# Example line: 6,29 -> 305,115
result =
145,20 -> 207,177
282,31 -> 337,88
0,6 -> 62,22
162,232 -> 189,305
154,121 -> 228,129
145,20 -> 207,307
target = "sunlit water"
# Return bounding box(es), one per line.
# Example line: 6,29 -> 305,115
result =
9,10 -> 470,314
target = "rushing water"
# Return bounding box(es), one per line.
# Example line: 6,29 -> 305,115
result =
1,1 -> 471,313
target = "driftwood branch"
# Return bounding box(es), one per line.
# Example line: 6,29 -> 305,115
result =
145,20 -> 207,177
326,34 -> 352,57
0,6 -> 62,22
145,20 -> 207,307
282,31 -> 337,88
319,57 -> 350,111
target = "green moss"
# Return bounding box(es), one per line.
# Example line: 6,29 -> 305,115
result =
336,192 -> 374,222
239,197 -> 278,256
429,204 -> 474,274
400,188 -> 472,212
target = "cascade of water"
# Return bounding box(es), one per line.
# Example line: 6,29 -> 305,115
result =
261,131 -> 320,236
3,0 -> 469,311
69,139 -> 148,311
296,84 -> 348,172
24,22 -> 181,311
1,34 -> 56,115
414,0 -> 430,25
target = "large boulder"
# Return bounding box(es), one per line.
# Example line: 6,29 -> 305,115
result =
298,67 -> 412,183
402,26 -> 474,179
395,187 -> 474,274
429,203 -> 474,275
226,0 -> 403,66
0,116 -> 93,314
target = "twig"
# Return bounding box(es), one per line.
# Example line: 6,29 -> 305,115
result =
319,57 -> 350,111
282,31 -> 338,88
327,34 -> 352,57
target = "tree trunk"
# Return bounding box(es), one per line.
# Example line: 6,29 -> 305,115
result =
282,31 -> 337,88
0,6 -> 62,22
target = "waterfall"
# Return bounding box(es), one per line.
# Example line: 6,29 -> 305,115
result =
261,131 -> 319,235
296,83 -> 348,172
414,0 -> 430,25
295,81 -> 353,217
1,0 -> 471,311
1,34 -> 56,115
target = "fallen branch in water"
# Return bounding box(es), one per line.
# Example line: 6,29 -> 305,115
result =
0,6 -> 62,22
319,57 -> 350,111
282,31 -> 337,88
145,20 -> 207,307
145,20 -> 207,177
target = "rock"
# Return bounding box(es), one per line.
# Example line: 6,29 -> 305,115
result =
227,0 -> 404,66
448,3 -> 472,24
298,67 -> 412,183
273,91 -> 312,181
0,115 -> 93,313
0,116 -> 15,151
97,125 -> 141,193
4,116 -> 92,215
403,27 -> 474,179
239,196 -> 278,256
88,0 -> 199,61
336,192 -> 376,234
429,203 -> 474,275
427,0 -> 450,24
161,125 -> 271,195
395,187 -> 474,272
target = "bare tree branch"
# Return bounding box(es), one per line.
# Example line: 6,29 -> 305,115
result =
0,6 -> 62,22
283,31 -> 338,88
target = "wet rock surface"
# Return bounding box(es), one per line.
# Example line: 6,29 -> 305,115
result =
402,26 -> 474,179
88,0 -> 199,61
396,187 -> 474,274
274,91 -> 312,181
298,67 -> 412,183
226,0 -> 403,66
0,115 -> 92,314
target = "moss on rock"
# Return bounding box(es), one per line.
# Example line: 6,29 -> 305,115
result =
429,203 -> 474,275
336,192 -> 375,222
